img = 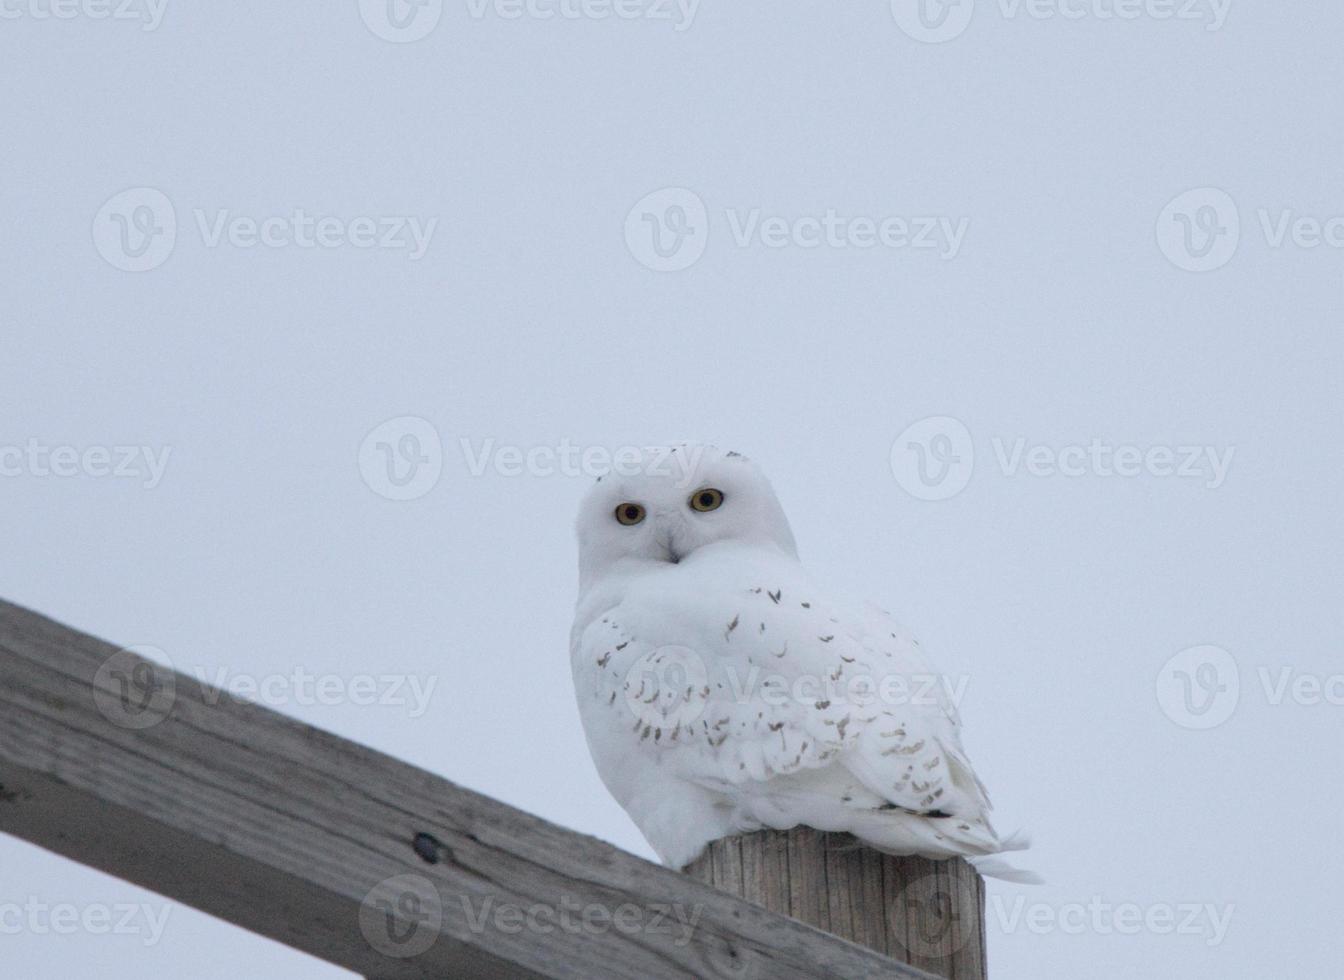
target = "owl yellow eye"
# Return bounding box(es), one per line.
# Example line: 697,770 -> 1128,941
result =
614,502 -> 646,526
689,488 -> 725,512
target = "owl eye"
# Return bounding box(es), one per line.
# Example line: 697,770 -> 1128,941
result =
689,488 -> 725,512
614,502 -> 646,526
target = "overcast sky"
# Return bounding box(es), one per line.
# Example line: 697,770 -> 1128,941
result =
3,2 -> 1342,978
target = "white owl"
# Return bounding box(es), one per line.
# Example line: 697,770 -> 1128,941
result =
570,444 -> 1028,875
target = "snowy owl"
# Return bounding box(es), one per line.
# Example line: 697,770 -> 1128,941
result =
570,445 -> 1027,874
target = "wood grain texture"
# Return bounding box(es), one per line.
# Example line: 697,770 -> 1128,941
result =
0,598 -> 940,980
685,831 -> 986,980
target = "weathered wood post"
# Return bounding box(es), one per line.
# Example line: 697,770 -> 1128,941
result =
685,828 -> 986,979
0,599 -> 944,980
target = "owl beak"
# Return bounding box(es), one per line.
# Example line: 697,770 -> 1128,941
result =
656,523 -> 681,564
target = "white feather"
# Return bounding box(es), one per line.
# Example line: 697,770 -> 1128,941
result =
570,444 -> 1034,877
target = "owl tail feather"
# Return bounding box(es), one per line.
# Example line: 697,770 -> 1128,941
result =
970,830 -> 1043,884
970,857 -> 1043,884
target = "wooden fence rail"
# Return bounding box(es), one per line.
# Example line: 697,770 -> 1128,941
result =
0,599 -> 942,979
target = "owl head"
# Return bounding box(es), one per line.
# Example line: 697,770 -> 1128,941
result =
575,444 -> 798,590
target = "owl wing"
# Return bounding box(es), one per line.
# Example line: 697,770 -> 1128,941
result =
575,579 -> 1000,855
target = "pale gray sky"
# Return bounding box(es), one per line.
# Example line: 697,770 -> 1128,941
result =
2,2 -> 1342,977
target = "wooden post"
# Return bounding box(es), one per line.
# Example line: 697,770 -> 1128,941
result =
685,829 -> 986,979
0,598 -> 944,980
